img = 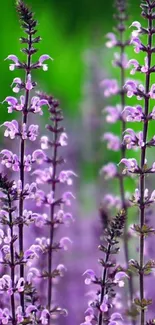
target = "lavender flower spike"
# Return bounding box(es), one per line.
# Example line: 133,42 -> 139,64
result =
101,0 -> 135,317
0,0 -> 54,322
81,210 -> 126,325
35,92 -> 75,321
124,1 -> 155,324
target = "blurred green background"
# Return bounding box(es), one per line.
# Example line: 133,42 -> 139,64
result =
0,0 -> 140,116
0,0 -> 151,218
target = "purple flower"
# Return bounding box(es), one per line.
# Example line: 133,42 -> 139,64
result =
3,95 -> 25,113
105,33 -> 117,48
130,21 -> 141,37
1,120 -> 19,139
38,54 -> 53,71
16,306 -> 24,324
103,133 -> 121,151
124,80 -> 137,98
130,36 -> 143,53
32,149 -> 46,164
114,271 -> 129,287
120,158 -> 139,173
127,59 -> 139,75
0,150 -> 19,171
56,264 -> 67,276
11,77 -> 22,93
59,170 -> 77,185
100,163 -> 117,179
100,294 -> 109,312
103,194 -> 121,209
0,308 -> 10,325
62,191 -> 75,206
59,237 -> 73,251
5,54 -> 21,70
41,136 -> 49,149
83,269 -> 96,285
30,96 -> 48,115
28,124 -> 39,141
113,53 -> 128,69
149,84 -> 155,99
141,56 -> 149,73
122,105 -> 143,122
100,79 -> 119,97
123,128 -> 144,149
104,105 -> 122,123
16,277 -> 25,293
26,74 -> 33,90
59,132 -> 68,146
40,309 -> 50,325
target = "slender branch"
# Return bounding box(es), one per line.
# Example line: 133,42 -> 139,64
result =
139,6 -> 152,325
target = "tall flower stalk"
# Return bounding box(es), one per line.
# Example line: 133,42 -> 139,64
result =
0,0 -> 53,322
120,1 -> 155,324
81,210 -> 128,325
100,0 -> 134,312
34,92 -> 75,317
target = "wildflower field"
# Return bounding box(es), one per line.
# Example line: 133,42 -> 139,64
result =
0,1 -> 155,325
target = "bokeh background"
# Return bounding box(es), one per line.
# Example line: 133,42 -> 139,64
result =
1,0 -> 155,324
0,0 -> 142,214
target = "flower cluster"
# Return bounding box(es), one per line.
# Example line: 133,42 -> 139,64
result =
100,0 -> 134,314
81,210 -> 127,325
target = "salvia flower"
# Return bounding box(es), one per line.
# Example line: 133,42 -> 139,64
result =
0,1 -> 73,324
122,1 -> 155,324
101,0 -> 134,316
81,210 -> 126,325
34,92 -> 75,317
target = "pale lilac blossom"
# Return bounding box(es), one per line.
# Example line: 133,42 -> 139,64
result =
100,79 -> 119,97
25,74 -> 33,90
38,54 -> 53,71
130,21 -> 141,37
5,54 -> 21,70
59,170 -> 77,185
130,36 -> 142,53
105,33 -> 117,48
127,59 -> 139,75
100,163 -> 117,179
123,128 -> 144,149
122,105 -> 143,122
120,158 -> 139,173
100,294 -> 109,312
59,132 -> 68,146
59,237 -> 72,251
41,136 -> 49,149
114,271 -> 129,287
1,120 -> 19,139
3,96 -> 25,113
30,96 -> 48,115
103,133 -> 121,151
113,53 -> 128,69
141,57 -> 149,73
83,269 -> 96,285
104,105 -> 122,123
149,84 -> 155,99
11,77 -> 22,93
